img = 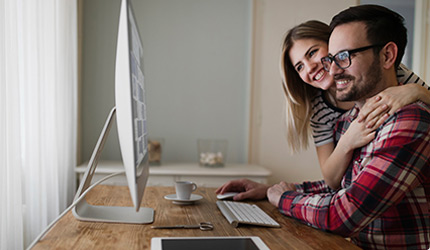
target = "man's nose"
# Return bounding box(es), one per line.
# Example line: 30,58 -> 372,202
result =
329,61 -> 343,76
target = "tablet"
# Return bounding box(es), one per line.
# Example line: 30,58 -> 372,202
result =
151,236 -> 270,250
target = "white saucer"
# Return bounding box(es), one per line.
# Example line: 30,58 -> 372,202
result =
164,194 -> 203,205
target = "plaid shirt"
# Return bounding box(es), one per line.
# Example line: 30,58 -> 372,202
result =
279,102 -> 430,249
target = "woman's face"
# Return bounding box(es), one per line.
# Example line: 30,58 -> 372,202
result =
289,38 -> 333,90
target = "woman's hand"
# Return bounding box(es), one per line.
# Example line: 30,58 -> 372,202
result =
322,109 -> 384,190
357,95 -> 389,128
338,118 -> 378,153
358,84 -> 430,127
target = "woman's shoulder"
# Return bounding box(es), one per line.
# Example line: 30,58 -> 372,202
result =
396,64 -> 427,87
311,90 -> 346,118
310,91 -> 324,107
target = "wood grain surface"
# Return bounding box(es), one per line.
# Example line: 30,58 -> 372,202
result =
33,185 -> 361,250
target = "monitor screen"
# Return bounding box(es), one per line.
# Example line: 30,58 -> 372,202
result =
115,0 -> 150,212
128,2 -> 147,168
151,237 -> 271,250
162,238 -> 259,250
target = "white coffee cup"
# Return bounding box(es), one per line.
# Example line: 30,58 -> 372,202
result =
175,181 -> 197,200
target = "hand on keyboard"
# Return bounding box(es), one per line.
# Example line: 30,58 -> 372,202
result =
216,179 -> 270,201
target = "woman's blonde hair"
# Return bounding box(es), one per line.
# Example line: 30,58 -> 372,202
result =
280,20 -> 330,152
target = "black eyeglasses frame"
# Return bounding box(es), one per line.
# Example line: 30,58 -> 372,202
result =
321,44 -> 385,72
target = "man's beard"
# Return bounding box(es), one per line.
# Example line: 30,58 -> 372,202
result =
335,56 -> 382,102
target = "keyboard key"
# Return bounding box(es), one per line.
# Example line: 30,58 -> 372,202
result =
216,200 -> 281,228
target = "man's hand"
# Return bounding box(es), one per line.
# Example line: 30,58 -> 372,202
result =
267,181 -> 296,207
215,178 -> 270,201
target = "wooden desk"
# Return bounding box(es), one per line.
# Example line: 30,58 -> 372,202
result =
33,186 -> 360,250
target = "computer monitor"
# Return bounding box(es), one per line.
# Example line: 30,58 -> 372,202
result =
72,0 -> 154,224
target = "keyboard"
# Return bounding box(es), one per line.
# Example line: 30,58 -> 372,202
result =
216,200 -> 281,228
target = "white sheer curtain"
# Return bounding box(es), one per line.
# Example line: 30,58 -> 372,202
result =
0,0 -> 77,249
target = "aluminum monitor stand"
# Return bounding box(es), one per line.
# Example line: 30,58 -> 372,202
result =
72,107 -> 154,224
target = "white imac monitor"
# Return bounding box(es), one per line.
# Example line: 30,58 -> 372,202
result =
72,0 -> 153,224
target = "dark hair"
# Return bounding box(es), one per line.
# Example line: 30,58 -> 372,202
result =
329,4 -> 407,68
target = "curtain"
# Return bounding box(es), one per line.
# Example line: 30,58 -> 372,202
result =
0,0 -> 77,249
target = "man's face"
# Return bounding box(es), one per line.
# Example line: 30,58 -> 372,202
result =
328,22 -> 382,103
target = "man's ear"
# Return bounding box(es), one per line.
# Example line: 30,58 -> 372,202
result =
381,42 -> 398,69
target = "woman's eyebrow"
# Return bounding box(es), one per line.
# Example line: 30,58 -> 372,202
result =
293,60 -> 302,69
305,45 -> 318,57
293,45 -> 318,69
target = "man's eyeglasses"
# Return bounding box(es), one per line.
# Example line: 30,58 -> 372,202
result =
321,44 -> 384,72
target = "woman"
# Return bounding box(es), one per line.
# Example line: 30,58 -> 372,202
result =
281,20 -> 430,189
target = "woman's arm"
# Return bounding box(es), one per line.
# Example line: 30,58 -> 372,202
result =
315,143 -> 334,169
317,84 -> 429,190
316,118 -> 382,189
358,84 -> 430,125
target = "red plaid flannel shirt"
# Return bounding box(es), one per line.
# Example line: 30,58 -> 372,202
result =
279,102 -> 430,249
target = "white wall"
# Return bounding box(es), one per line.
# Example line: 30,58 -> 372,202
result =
133,0 -> 252,164
79,0 -> 252,164
413,0 -> 430,83
249,0 -> 357,184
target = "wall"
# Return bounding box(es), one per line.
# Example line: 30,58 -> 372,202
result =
360,0 -> 416,70
413,0 -> 430,83
79,0 -> 252,164
249,0 -> 357,184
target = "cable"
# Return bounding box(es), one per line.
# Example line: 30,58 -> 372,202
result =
26,171 -> 126,250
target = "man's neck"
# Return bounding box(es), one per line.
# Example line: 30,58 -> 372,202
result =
356,70 -> 399,109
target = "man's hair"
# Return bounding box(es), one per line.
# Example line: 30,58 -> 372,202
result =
329,4 -> 407,68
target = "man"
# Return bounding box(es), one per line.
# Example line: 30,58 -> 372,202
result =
218,5 -> 430,249
270,5 -> 430,249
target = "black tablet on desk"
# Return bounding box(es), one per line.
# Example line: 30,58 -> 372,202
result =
151,236 -> 270,250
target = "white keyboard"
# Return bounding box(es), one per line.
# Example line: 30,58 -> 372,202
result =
216,200 -> 281,228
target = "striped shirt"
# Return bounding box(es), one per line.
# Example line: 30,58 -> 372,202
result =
310,64 -> 428,147
280,102 -> 430,249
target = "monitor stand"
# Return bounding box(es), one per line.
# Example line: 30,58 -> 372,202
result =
72,107 -> 154,224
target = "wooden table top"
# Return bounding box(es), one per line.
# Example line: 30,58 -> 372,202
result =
33,185 -> 360,250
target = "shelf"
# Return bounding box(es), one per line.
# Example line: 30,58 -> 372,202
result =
75,161 -> 271,187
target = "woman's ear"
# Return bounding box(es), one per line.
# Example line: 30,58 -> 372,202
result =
381,42 -> 398,69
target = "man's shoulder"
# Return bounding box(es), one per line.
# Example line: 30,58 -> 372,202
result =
361,102 -> 430,158
392,102 -> 430,121
378,101 -> 430,139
